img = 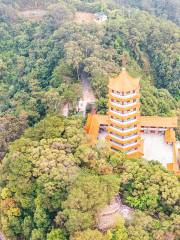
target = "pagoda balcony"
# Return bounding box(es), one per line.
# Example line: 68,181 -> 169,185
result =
111,92 -> 137,99
109,110 -> 138,118
110,140 -> 139,151
111,101 -> 138,109
109,93 -> 140,103
109,133 -> 139,142
109,125 -> 138,134
126,149 -> 139,155
110,117 -> 137,125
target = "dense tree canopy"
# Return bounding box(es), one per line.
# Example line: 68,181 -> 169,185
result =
0,0 -> 179,122
115,0 -> 180,26
0,0 -> 179,239
0,116 -> 180,239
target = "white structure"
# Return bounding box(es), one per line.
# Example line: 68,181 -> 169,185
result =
95,12 -> 107,22
142,133 -> 174,167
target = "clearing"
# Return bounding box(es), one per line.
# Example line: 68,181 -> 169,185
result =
74,11 -> 96,24
98,195 -> 133,231
61,73 -> 96,117
18,9 -> 48,21
81,73 -> 96,116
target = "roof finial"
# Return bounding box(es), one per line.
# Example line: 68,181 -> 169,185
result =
122,67 -> 126,71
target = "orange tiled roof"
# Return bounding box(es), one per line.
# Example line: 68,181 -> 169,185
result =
108,69 -> 140,92
95,114 -> 109,125
140,116 -> 178,128
85,114 -> 178,144
165,129 -> 176,143
84,114 -> 109,144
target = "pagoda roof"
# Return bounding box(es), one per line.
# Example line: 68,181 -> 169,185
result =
108,69 -> 140,92
86,114 -> 109,143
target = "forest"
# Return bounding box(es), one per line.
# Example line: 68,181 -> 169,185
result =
0,0 -> 180,239
116,0 -> 180,26
0,115 -> 179,239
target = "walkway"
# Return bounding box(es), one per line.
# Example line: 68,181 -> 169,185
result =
80,73 -> 96,116
61,103 -> 69,117
98,195 -> 133,231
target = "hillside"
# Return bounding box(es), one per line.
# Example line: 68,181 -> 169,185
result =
0,115 -> 180,239
115,0 -> 180,26
0,0 -> 180,239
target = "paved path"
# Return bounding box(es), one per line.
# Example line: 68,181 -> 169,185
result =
98,195 -> 133,231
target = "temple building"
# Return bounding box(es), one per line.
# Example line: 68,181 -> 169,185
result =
107,69 -> 143,158
85,69 -> 180,174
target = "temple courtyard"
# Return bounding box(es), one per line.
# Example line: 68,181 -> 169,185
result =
142,133 -> 174,167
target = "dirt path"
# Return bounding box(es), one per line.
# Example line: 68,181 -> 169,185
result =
60,73 -> 96,117
61,103 -> 69,117
81,73 -> 96,116
98,195 -> 133,231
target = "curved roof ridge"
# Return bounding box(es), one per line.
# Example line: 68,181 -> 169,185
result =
108,69 -> 140,92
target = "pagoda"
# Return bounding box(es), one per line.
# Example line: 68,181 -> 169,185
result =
107,68 -> 143,158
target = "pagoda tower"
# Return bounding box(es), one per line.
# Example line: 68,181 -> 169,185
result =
107,68 -> 143,158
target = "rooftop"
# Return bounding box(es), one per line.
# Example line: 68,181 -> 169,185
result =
85,114 -> 178,145
165,129 -> 176,143
108,69 -> 140,92
140,116 -> 178,128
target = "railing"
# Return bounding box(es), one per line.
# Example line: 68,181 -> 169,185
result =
109,133 -> 138,141
126,149 -> 138,155
110,110 -> 137,117
110,140 -> 138,148
111,101 -> 137,109
141,127 -> 166,131
110,117 -> 137,125
111,92 -> 137,99
109,126 -> 138,133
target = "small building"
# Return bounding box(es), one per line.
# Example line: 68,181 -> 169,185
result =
95,12 -> 107,22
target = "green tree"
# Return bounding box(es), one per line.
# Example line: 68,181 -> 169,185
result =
111,218 -> 128,240
31,229 -> 45,240
47,229 -> 66,240
71,229 -> 110,240
22,216 -> 34,239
